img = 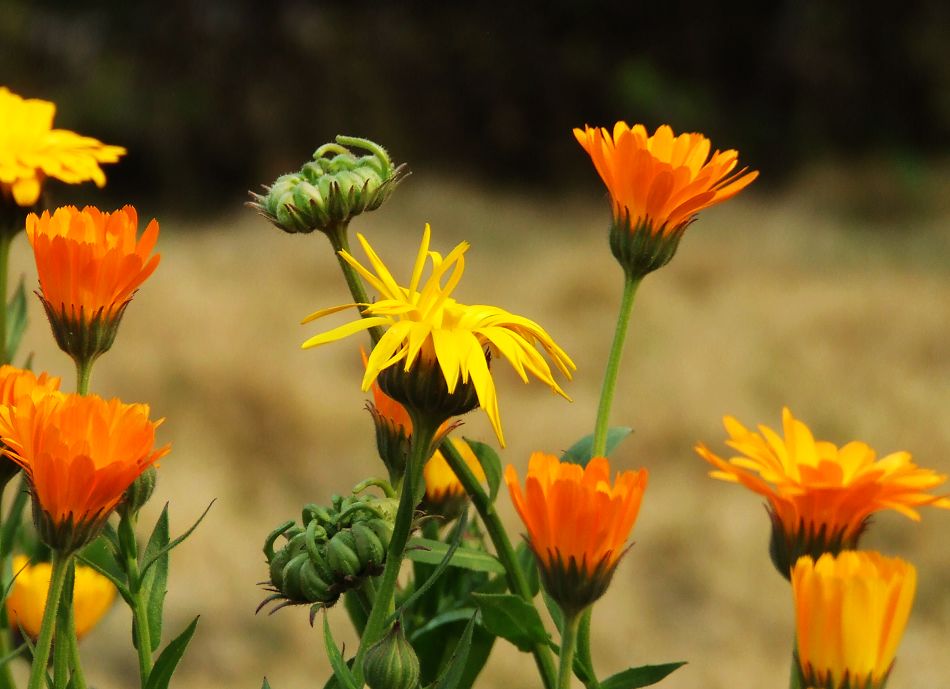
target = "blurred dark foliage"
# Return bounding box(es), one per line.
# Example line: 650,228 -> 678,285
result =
1,0 -> 948,213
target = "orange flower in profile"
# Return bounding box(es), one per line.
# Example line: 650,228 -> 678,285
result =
7,555 -> 116,639
0,366 -> 61,487
506,453 -> 647,614
0,86 -> 125,207
26,205 -> 160,363
696,408 -> 950,577
792,551 -> 916,689
574,122 -> 757,278
0,392 -> 169,551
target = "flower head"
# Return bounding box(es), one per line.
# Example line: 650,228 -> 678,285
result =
0,392 -> 169,551
0,366 -> 61,487
574,122 -> 757,278
7,555 -> 116,639
422,438 -> 486,519
303,225 -> 575,446
696,408 -> 950,577
27,205 -> 160,365
505,453 -> 647,614
0,87 -> 125,207
792,551 -> 916,689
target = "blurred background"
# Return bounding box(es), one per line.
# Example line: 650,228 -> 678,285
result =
2,2 -> 949,688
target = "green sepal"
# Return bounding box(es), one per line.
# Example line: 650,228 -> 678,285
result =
562,427 -> 633,466
471,592 -> 550,652
139,500 -> 214,580
5,276 -> 27,363
427,613 -> 476,689
141,505 -> 170,652
322,612 -> 359,689
462,438 -> 501,503
599,662 -> 686,689
406,538 -> 504,574
144,616 -> 199,689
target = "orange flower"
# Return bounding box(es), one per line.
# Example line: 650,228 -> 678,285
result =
696,408 -> 950,577
0,391 -> 169,551
7,555 -> 116,639
0,366 -> 61,487
506,453 -> 647,613
26,205 -> 160,363
574,122 -> 757,277
792,551 -> 916,689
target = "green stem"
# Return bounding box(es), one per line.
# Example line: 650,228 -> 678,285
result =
0,480 -> 14,689
75,359 -> 94,396
119,514 -> 152,687
591,275 -> 641,457
353,415 -> 437,683
27,551 -> 71,689
0,231 -> 11,366
52,565 -> 74,689
441,440 -> 558,689
557,613 -> 581,689
65,603 -> 87,689
0,478 -> 28,560
326,222 -> 383,345
788,646 -> 803,689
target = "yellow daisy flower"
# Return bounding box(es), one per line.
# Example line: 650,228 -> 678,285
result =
302,225 -> 574,446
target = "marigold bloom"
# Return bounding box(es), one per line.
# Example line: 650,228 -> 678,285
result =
303,225 -> 575,446
26,205 -> 160,364
506,453 -> 647,614
0,366 -> 61,487
696,408 -> 950,577
0,392 -> 169,551
574,122 -> 757,277
0,87 -> 125,207
792,551 -> 916,689
7,555 -> 116,639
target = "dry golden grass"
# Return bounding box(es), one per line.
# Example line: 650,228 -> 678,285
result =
7,171 -> 949,688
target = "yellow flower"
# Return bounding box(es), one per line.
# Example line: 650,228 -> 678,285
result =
0,87 -> 125,207
302,225 -> 575,446
792,551 -> 916,689
574,122 -> 757,277
506,453 -> 647,614
696,407 -> 950,577
7,555 -> 116,639
422,438 -> 486,515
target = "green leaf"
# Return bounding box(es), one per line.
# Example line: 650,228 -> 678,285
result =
471,593 -> 550,652
140,500 -> 214,580
409,608 -> 477,642
515,541 -> 540,598
141,505 -> 170,652
406,538 -> 505,574
454,623 -> 495,689
599,663 -> 686,689
75,554 -> 133,606
430,613 -> 476,689
575,612 -> 598,688
561,427 -> 633,466
462,438 -> 501,503
322,612 -> 359,689
145,616 -> 199,689
261,680 -> 272,689
0,642 -> 26,667
5,277 -> 27,363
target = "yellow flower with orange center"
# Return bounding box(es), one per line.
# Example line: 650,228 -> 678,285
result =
0,87 -> 125,207
422,438 -> 486,518
574,122 -> 757,278
505,453 -> 647,614
0,365 -> 61,487
0,391 -> 169,551
696,408 -> 950,577
792,551 -> 916,689
26,205 -> 160,364
7,555 -> 116,639
303,225 -> 574,446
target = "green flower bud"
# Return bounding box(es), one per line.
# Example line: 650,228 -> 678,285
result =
118,465 -> 158,518
363,623 -> 420,689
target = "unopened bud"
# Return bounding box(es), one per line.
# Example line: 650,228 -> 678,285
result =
363,622 -> 420,689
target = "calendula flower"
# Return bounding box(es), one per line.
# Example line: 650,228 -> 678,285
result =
0,391 -> 169,552
0,366 -> 61,487
26,205 -> 160,365
506,453 -> 647,614
303,225 -> 574,446
574,122 -> 757,278
792,551 -> 916,689
7,555 -> 116,639
696,408 -> 950,577
422,438 -> 486,519
0,87 -> 125,208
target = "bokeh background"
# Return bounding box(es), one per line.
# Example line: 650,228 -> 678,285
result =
2,2 -> 949,688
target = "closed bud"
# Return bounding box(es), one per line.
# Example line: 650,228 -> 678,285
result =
118,466 -> 158,518
363,622 -> 420,689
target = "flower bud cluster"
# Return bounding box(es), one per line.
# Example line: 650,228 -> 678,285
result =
250,136 -> 407,234
261,488 -> 397,612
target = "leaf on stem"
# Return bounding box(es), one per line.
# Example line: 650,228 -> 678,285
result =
428,613 -> 476,689
471,593 -> 550,652
141,505 -> 170,652
405,539 -> 504,574
322,612 -> 360,689
461,438 -> 501,503
561,428 -> 633,466
599,662 -> 687,689
5,277 -> 27,363
144,616 -> 200,689
139,500 -> 215,580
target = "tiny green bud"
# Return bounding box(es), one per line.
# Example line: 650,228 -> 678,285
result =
118,466 -> 158,518
363,623 -> 420,689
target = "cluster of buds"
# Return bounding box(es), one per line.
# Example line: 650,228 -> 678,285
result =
250,136 -> 408,234
260,484 -> 398,614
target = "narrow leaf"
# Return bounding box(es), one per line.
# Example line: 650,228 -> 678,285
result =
471,593 -> 550,652
406,538 -> 504,574
409,608 -> 478,642
430,613 -> 476,689
561,427 -> 633,466
462,438 -> 501,503
261,680 -> 272,689
0,642 -> 26,667
144,616 -> 199,689
599,662 -> 687,689
5,278 -> 27,363
322,612 -> 359,689
141,505 -> 170,652
140,500 -> 214,579
76,555 -> 134,606
515,541 -> 540,598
